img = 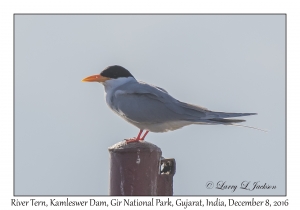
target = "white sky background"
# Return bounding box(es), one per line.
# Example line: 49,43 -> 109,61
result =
14,14 -> 285,196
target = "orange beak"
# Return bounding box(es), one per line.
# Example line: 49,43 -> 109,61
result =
81,74 -> 110,83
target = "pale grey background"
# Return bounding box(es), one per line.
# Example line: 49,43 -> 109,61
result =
15,15 -> 285,195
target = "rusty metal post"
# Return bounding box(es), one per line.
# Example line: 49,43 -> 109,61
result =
108,141 -> 176,196
157,158 -> 176,195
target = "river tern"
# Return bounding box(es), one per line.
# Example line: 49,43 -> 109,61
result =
82,65 -> 258,143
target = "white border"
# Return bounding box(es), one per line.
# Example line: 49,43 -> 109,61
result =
1,0 -> 298,209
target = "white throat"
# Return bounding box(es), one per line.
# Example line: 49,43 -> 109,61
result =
103,77 -> 136,93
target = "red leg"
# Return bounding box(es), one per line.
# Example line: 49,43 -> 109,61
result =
136,129 -> 143,140
126,129 -> 143,143
140,130 -> 149,140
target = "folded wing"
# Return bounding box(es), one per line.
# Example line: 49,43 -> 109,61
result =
111,81 -> 256,125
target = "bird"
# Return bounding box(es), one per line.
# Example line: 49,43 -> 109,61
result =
82,65 -> 260,143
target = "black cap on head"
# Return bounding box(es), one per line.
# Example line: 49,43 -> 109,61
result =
100,65 -> 134,79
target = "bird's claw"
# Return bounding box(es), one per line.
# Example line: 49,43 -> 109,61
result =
125,137 -> 141,143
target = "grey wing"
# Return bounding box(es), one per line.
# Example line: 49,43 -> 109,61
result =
111,81 -> 254,125
138,81 -> 169,94
111,81 -> 207,123
112,90 -> 184,124
177,101 -> 256,119
154,86 -> 168,94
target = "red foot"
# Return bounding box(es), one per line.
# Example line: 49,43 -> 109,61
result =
125,137 -> 142,143
125,130 -> 149,144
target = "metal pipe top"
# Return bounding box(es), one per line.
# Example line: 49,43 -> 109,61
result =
108,140 -> 162,153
